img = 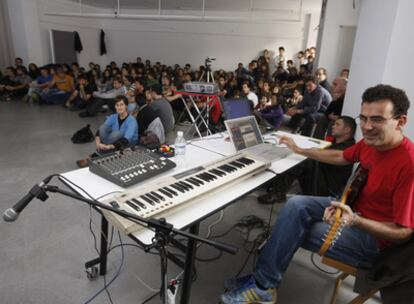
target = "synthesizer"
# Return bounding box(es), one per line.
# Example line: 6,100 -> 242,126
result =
89,146 -> 176,187
101,152 -> 270,234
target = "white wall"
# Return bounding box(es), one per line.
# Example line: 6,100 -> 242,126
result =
100,17 -> 305,70
316,0 -> 360,81
343,0 -> 414,139
5,0 -> 322,70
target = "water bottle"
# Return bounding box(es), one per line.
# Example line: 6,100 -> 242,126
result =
174,131 -> 186,155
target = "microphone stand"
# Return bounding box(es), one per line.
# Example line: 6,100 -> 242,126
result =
39,184 -> 238,304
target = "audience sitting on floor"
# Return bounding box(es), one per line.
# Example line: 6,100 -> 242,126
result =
41,65 -> 74,105
287,76 -> 332,136
257,93 -> 284,130
3,46 -> 343,143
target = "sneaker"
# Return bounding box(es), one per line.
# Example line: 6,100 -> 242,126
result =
221,276 -> 277,304
76,158 -> 90,168
257,192 -> 286,205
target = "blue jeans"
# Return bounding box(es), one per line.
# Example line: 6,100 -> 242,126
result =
41,89 -> 71,104
99,124 -> 123,145
254,196 -> 379,289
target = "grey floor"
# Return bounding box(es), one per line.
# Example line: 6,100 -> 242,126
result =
0,100 -> 381,304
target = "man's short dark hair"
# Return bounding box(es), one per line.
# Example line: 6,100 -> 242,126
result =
279,47 -> 285,51
77,74 -> 87,81
304,75 -> 318,85
134,77 -> 145,86
338,116 -> 357,137
361,84 -> 410,116
115,95 -> 128,105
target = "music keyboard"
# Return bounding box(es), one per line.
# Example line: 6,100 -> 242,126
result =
101,152 -> 270,234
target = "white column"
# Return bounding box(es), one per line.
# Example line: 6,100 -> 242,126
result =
344,0 -> 414,139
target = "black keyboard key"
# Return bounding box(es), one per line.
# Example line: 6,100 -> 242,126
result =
164,186 -> 178,196
218,165 -> 232,173
146,193 -> 160,203
200,173 -> 213,181
126,200 -> 140,211
141,195 -> 155,206
171,183 -> 186,193
230,161 -> 244,168
238,157 -> 254,165
151,191 -> 165,201
196,174 -> 210,182
210,169 -> 225,177
159,188 -> 173,198
191,177 -> 204,185
132,198 -> 146,209
180,181 -> 193,189
186,178 -> 200,187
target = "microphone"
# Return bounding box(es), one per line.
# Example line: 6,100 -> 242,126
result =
3,176 -> 53,222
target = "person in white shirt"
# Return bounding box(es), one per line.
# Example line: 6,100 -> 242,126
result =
242,82 -> 258,108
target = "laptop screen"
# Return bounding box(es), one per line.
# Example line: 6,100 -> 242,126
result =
222,98 -> 252,120
225,116 -> 263,151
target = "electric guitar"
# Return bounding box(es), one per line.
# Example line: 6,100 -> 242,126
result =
318,165 -> 368,256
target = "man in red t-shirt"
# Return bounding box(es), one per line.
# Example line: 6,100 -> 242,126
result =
221,84 -> 414,304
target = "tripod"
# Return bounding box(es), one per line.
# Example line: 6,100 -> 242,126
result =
4,176 -> 238,304
199,58 -> 216,83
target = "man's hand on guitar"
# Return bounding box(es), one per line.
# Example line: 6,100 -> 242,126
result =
323,201 -> 357,227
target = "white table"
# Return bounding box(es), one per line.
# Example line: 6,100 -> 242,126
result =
59,134 -> 327,304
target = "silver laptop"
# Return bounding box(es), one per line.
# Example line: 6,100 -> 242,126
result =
224,116 -> 291,162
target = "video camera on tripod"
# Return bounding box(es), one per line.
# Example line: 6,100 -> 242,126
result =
205,56 -> 216,67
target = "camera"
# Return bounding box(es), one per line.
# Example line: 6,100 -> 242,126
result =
205,56 -> 216,66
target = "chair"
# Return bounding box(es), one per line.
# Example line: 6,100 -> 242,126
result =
322,256 -> 380,304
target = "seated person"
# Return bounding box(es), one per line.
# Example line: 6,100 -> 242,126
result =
221,84 -> 414,304
26,66 -> 53,103
315,77 -> 348,140
0,66 -> 31,101
147,87 -> 175,134
132,99 -> 165,145
287,76 -> 332,136
259,116 -> 356,204
41,65 -> 74,104
241,82 -> 258,109
79,76 -> 126,117
76,96 -> 138,167
64,74 -> 97,110
258,93 -> 284,130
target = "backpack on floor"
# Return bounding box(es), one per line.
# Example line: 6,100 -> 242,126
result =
71,124 -> 94,144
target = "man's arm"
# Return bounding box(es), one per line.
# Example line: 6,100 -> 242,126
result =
279,135 -> 351,165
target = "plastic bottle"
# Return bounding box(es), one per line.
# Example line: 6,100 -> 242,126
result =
174,131 -> 186,155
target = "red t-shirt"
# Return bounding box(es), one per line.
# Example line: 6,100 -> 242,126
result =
343,137 -> 414,246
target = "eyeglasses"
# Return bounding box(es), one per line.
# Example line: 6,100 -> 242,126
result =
356,114 -> 400,126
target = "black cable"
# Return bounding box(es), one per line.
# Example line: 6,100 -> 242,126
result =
310,253 -> 340,275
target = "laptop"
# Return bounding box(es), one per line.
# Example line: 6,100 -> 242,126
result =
224,116 -> 291,162
222,98 -> 253,120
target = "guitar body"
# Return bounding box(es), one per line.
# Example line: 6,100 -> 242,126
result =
318,166 -> 368,256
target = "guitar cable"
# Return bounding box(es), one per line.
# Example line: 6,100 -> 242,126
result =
310,253 -> 340,275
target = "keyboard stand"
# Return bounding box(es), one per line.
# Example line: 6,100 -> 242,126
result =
177,91 -> 221,138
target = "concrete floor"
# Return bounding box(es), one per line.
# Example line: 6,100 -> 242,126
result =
0,100 -> 381,304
